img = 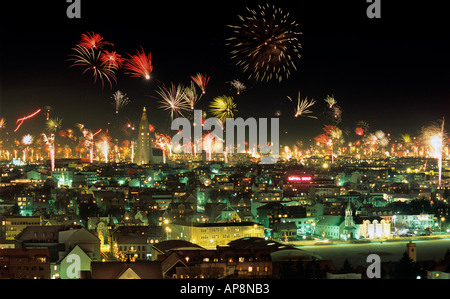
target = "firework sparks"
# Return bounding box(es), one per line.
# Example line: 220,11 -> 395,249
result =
226,3 -> 302,82
69,45 -> 117,88
420,118 -> 446,185
155,133 -> 172,163
155,83 -> 190,120
191,73 -> 210,94
42,133 -> 55,171
287,92 -> 317,119
111,90 -> 130,114
14,108 -> 42,132
209,95 -> 237,123
324,95 -> 337,108
100,50 -> 124,70
46,117 -> 63,133
22,134 -> 33,145
78,32 -> 112,50
78,124 -> 102,163
0,118 -> 6,129
229,79 -> 246,95
123,47 -> 153,80
184,82 -> 202,110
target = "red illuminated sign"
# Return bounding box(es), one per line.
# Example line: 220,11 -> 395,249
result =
288,176 -> 312,182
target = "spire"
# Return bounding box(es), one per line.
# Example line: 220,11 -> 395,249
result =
135,108 -> 154,165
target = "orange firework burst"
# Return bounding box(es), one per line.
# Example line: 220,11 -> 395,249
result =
123,47 -> 153,80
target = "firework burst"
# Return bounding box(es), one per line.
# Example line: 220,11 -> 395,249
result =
184,82 -> 202,110
226,3 -> 302,82
155,83 -> 190,120
209,95 -> 237,123
22,134 -> 33,145
100,50 -> 124,70
287,92 -> 317,119
69,45 -> 117,88
111,90 -> 130,114
123,47 -> 153,80
229,79 -> 246,95
191,73 -> 210,94
46,117 -> 63,133
78,32 -> 113,50
324,95 -> 337,108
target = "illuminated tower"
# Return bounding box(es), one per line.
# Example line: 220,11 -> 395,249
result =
135,107 -> 154,165
406,241 -> 417,262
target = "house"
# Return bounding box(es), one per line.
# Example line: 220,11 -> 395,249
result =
314,202 -> 359,240
169,221 -> 265,249
159,246 -> 273,279
272,222 -> 298,242
0,248 -> 50,279
52,245 -> 93,279
87,261 -> 163,279
150,240 -> 205,262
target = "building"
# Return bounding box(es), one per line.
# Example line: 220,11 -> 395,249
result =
169,222 -> 265,249
135,107 -> 154,165
357,217 -> 391,239
0,248 -> 51,279
1,216 -> 42,240
88,261 -> 163,279
159,246 -> 273,279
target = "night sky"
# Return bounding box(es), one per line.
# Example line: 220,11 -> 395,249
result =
1,0 -> 449,146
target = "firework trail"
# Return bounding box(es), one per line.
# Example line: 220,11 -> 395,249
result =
78,124 -> 102,163
229,79 -> 246,95
0,118 -> 6,129
69,45 -> 117,88
209,95 -> 237,123
226,3 -> 302,82
42,133 -> 55,171
14,108 -> 42,132
191,73 -> 210,94
123,47 -> 153,80
287,92 -> 317,119
111,90 -> 130,114
155,83 -> 190,120
155,133 -> 172,163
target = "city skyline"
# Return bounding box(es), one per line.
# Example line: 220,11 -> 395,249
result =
1,0 -> 449,147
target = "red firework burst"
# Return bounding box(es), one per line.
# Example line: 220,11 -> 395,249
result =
191,73 -> 210,94
100,50 -> 124,69
78,32 -> 112,50
123,47 -> 153,80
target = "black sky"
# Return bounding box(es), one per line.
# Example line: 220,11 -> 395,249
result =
1,0 -> 449,146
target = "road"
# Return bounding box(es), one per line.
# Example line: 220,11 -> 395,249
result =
296,238 -> 450,268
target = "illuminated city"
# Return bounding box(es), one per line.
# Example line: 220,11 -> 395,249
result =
0,0 -> 449,286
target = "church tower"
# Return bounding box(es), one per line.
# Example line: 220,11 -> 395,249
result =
406,241 -> 417,262
135,107 -> 154,165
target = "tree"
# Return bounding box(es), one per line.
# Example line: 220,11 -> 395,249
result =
393,251 -> 419,279
341,259 -> 353,273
